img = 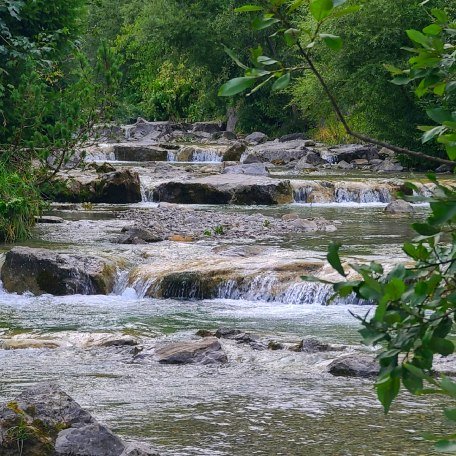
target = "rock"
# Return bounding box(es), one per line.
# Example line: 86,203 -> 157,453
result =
118,226 -> 164,244
168,235 -> 194,242
328,354 -> 378,378
155,337 -> 227,365
1,247 -> 116,296
282,213 -> 299,221
436,164 -> 454,173
86,335 -> 139,348
121,443 -> 161,456
192,121 -> 225,134
55,423 -> 125,456
279,133 -> 311,143
35,215 -> 65,224
113,144 -> 168,162
1,339 -> 61,350
213,131 -> 237,141
374,160 -> 404,173
222,141 -> 247,161
245,132 -> 268,145
325,224 -> 338,232
152,175 -> 293,205
369,159 -> 383,166
124,119 -> 173,141
215,328 -> 243,339
378,147 -> 395,159
327,144 -> 379,163
233,333 -> 267,350
384,200 -> 414,214
335,160 -> 353,170
268,341 -> 285,350
290,219 -> 318,232
351,159 -> 370,166
242,140 -> 311,164
303,151 -> 326,166
88,162 -> 117,173
196,329 -> 216,338
53,170 -> 142,204
299,337 -> 331,352
223,163 -> 269,176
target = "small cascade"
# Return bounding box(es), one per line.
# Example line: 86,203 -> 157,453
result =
167,150 -> 178,162
335,186 -> 392,203
191,148 -> 223,163
293,186 -> 314,203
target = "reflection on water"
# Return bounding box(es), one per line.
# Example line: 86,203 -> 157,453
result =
0,293 -> 450,455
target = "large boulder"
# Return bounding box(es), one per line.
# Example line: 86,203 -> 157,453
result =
124,118 -> 173,141
52,169 -> 142,204
192,121 -> 225,134
155,338 -> 228,365
245,132 -> 268,145
0,384 -> 160,456
1,247 -> 116,295
242,140 -> 313,164
385,200 -> 414,214
374,160 -> 404,173
328,354 -> 378,378
325,144 -> 379,163
113,144 -> 168,162
152,175 -> 293,205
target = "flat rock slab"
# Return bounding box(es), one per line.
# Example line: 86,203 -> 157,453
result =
152,174 -> 293,205
155,337 -> 228,365
113,144 -> 169,162
1,247 -> 116,295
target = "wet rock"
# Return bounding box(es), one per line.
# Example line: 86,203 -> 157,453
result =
351,159 -> 370,166
279,133 -> 311,143
302,151 -> 326,166
268,341 -> 285,350
121,443 -> 161,456
282,213 -> 299,221
196,329 -> 216,338
223,163 -> 269,176
233,333 -> 267,351
215,328 -> 243,339
55,423 -> 125,456
1,339 -> 61,350
290,219 -> 319,232
192,121 -> 225,134
1,247 -> 116,296
242,140 -> 311,164
118,226 -> 164,244
222,141 -> 246,161
385,200 -> 414,214
113,144 -> 168,162
374,160 -> 404,173
328,354 -> 378,378
299,337 -> 331,352
436,164 -> 454,173
85,335 -> 139,348
152,175 -> 293,205
35,215 -> 65,224
335,160 -> 353,170
245,132 -> 268,145
88,162 -> 117,173
155,338 -> 227,365
328,144 -> 379,163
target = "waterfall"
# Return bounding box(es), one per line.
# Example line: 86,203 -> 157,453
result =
167,150 -> 177,162
335,186 -> 392,203
191,148 -> 223,162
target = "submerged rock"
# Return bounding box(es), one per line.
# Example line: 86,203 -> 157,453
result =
155,338 -> 227,365
384,200 -> 414,214
1,247 -> 116,296
328,354 -> 378,378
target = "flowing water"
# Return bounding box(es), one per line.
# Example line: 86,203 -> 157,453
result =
0,174 -> 453,455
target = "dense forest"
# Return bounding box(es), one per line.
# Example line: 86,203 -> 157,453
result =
0,1 -> 455,455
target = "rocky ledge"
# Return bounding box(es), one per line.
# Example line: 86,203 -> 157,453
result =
0,384 -> 159,456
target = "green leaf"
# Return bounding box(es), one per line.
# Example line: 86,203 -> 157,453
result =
272,72 -> 291,91
252,16 -> 280,31
222,45 -> 248,70
257,55 -> 278,66
427,108 -> 453,124
412,222 -> 440,236
330,5 -> 360,18
284,28 -> 300,46
435,440 -> 456,453
402,368 -> 423,394
309,0 -> 333,21
441,377 -> 456,399
423,24 -> 442,35
421,126 -> 447,144
406,29 -> 430,47
320,33 -> 343,50
327,242 -> 346,277
444,408 -> 456,421
431,8 -> 449,24
235,5 -> 264,12
218,77 -> 256,97
376,375 -> 400,413
384,278 -> 405,301
289,0 -> 305,12
429,338 -> 455,356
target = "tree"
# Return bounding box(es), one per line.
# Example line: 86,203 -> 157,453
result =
219,0 -> 456,167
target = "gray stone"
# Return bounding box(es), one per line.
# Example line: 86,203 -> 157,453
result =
113,144 -> 168,162
335,160 -> 353,170
436,164 -> 454,173
55,423 -> 125,456
299,337 -> 331,352
242,140 -> 311,164
328,354 -> 378,378
279,133 -> 311,143
1,247 -> 116,296
245,132 -> 268,145
35,216 -> 65,224
118,226 -> 164,244
384,200 -> 414,214
192,121 -> 225,134
121,443 -> 161,456
222,141 -> 246,161
328,144 -> 379,162
155,338 -> 228,365
374,160 -> 404,173
351,159 -> 370,166
215,328 -> 243,339
223,163 -> 269,176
